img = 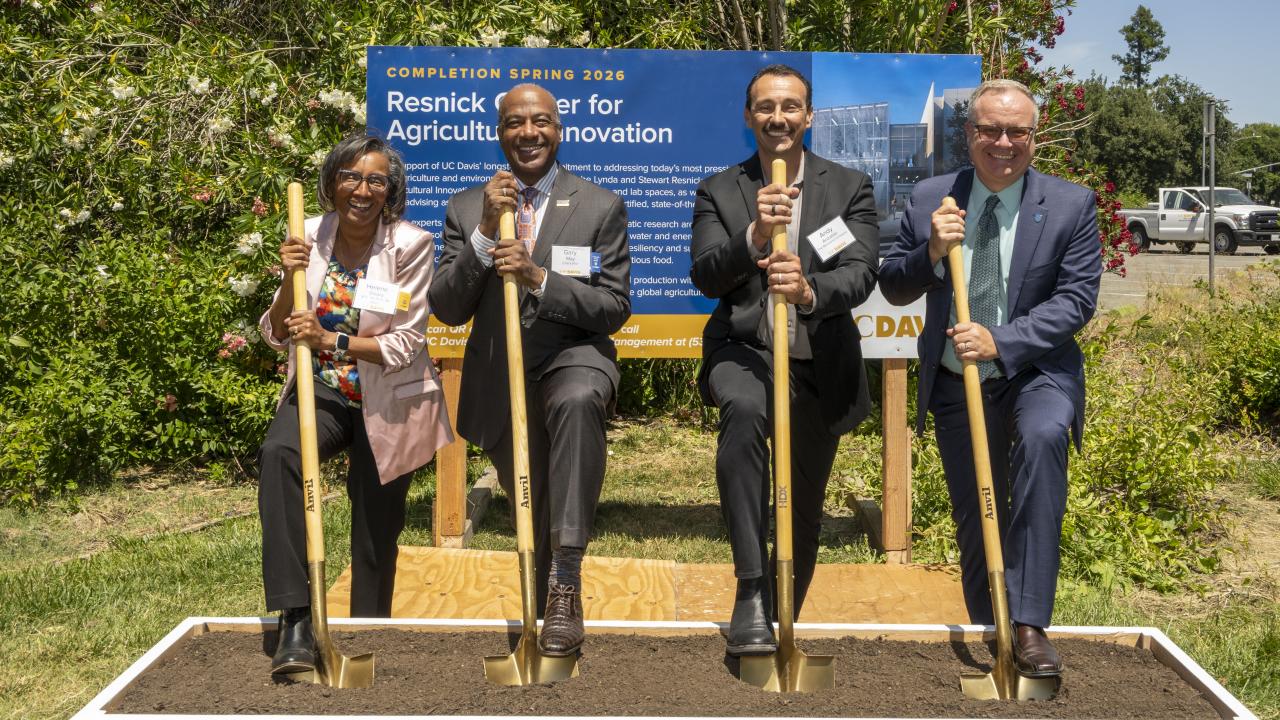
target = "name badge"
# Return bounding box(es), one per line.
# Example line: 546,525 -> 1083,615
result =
353,278 -> 402,314
807,216 -> 857,262
552,246 -> 592,277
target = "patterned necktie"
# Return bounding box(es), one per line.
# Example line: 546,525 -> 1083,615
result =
516,187 -> 538,251
969,194 -> 1002,381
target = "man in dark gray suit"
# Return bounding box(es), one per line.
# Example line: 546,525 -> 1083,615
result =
879,79 -> 1102,678
690,65 -> 879,656
429,84 -> 631,656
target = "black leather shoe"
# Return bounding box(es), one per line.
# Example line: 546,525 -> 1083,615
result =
539,584 -> 584,656
271,607 -> 316,674
1013,623 -> 1063,677
725,577 -> 777,656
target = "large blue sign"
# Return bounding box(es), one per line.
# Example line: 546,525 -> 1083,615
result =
367,47 -> 979,357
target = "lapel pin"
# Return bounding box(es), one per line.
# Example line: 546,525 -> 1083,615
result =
556,199 -> 571,207
1033,211 -> 1044,224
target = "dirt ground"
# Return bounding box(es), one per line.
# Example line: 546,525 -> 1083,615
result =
106,629 -> 1220,718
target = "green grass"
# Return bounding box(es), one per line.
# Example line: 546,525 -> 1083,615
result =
1245,458 -> 1280,501
0,418 -> 1275,719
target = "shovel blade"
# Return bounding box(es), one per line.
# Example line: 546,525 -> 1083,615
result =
739,650 -> 835,693
281,652 -> 375,689
960,670 -> 1060,701
483,638 -> 579,686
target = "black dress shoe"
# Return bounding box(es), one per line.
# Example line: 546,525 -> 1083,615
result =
1013,623 -> 1063,677
271,606 -> 316,674
539,584 -> 585,656
725,577 -> 777,656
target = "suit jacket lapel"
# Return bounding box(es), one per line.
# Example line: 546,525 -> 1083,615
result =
798,151 -> 826,269
736,155 -> 765,228
1007,169 -> 1048,314
307,214 -> 338,305
532,166 -> 579,267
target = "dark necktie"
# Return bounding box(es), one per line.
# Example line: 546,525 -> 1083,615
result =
969,194 -> 1002,380
517,187 -> 538,250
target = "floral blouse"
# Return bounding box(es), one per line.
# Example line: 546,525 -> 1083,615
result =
312,254 -> 365,407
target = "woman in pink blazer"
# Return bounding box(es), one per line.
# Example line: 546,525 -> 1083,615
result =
256,134 -> 453,676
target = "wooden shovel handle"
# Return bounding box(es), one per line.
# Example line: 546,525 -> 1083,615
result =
499,211 -> 536,555
287,182 -> 326,566
770,159 -> 793,563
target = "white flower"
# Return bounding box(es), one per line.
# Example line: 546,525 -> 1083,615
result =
350,101 -> 366,125
573,31 -> 591,46
523,35 -> 550,49
235,231 -> 263,255
267,126 -> 295,150
30,0 -> 43,8
480,28 -> 507,47
429,22 -> 447,33
208,116 -> 233,134
95,265 -> 109,278
0,152 -> 14,169
253,82 -> 277,105
310,148 -> 327,166
228,275 -> 260,297
62,129 -> 84,150
108,77 -> 136,100
357,55 -> 367,69
59,207 -> 91,224
111,201 -> 124,211
187,76 -> 211,95
318,88 -> 355,110
538,17 -> 561,34
90,2 -> 103,13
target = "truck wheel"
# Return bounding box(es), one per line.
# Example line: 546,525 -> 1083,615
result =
1213,227 -> 1238,255
1265,245 -> 1280,255
1131,225 -> 1150,251
1177,242 -> 1195,254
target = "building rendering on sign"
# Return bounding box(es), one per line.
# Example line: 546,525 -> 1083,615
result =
812,85 -> 975,223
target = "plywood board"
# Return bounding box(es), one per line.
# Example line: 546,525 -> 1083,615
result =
328,547 -> 967,624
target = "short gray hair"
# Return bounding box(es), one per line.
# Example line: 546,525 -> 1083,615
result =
317,134 -> 406,224
970,79 -> 1040,128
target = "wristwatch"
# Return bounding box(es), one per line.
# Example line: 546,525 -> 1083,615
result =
333,332 -> 350,358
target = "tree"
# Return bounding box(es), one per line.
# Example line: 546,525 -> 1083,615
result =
1112,5 -> 1170,87
1223,124 -> 1280,205
1073,79 -> 1183,197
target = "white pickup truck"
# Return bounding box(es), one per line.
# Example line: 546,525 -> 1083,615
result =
1121,187 -> 1280,255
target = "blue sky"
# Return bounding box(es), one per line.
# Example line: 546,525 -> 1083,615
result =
1040,1 -> 1278,126
812,54 -> 982,124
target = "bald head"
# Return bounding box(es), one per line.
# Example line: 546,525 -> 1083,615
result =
498,83 -> 562,185
499,83 -> 561,127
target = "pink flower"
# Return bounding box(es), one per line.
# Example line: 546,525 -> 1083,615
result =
1105,181 -> 1117,193
1055,15 -> 1065,36
251,196 -> 268,217
220,331 -> 248,355
191,189 -> 213,202
946,1 -> 958,13
157,394 -> 179,412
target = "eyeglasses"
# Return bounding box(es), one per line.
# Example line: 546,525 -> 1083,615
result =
971,124 -> 1034,144
336,169 -> 391,192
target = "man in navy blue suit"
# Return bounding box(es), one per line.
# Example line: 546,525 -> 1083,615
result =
879,79 -> 1101,677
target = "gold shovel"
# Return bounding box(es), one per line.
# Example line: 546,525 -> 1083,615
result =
280,182 -> 375,688
941,195 -> 1058,701
739,159 -> 836,693
483,210 -> 581,686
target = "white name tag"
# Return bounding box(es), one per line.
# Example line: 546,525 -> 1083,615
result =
551,246 -> 592,277
807,216 -> 857,262
353,278 -> 401,314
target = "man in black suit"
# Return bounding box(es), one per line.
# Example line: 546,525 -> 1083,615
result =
689,65 -> 879,656
429,84 -> 631,656
879,79 -> 1102,677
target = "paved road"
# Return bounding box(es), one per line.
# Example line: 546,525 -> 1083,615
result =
1099,244 -> 1279,311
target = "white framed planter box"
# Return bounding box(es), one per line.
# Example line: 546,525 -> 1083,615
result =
73,617 -> 1257,720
